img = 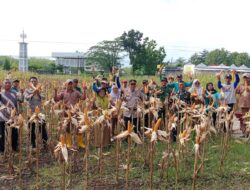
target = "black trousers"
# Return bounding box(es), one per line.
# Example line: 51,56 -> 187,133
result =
124,117 -> 141,134
0,121 -> 18,152
228,103 -> 234,113
29,121 -> 48,148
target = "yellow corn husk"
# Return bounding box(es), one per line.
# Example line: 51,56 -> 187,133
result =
77,134 -> 85,148
144,86 -> 149,94
11,109 -> 16,118
191,88 -> 198,97
66,133 -> 72,148
179,129 -> 188,139
231,70 -> 235,81
60,134 -> 65,145
128,121 -> 133,134
191,103 -> 196,110
84,108 -> 90,125
35,106 -> 40,114
220,89 -> 225,99
153,118 -> 162,131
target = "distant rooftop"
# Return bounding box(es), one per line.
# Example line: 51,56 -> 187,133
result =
52,52 -> 85,58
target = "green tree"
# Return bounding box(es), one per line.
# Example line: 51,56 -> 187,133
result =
205,48 -> 230,65
85,39 -> 123,72
120,29 -> 166,75
235,53 -> 250,67
174,57 -> 186,66
137,38 -> 166,75
29,58 -> 57,73
120,29 -> 144,74
3,58 -> 11,70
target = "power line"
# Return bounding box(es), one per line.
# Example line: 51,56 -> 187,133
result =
0,39 -> 95,45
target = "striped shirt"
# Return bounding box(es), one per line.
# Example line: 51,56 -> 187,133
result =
24,88 -> 45,112
0,91 -> 18,122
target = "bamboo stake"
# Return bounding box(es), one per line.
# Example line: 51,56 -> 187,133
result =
149,141 -> 155,190
192,149 -> 198,190
98,123 -> 104,174
125,135 -> 131,190
35,121 -> 39,190
85,130 -> 90,190
18,126 -> 23,189
115,138 -> 119,183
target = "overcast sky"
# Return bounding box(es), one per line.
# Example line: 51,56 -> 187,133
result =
0,0 -> 250,61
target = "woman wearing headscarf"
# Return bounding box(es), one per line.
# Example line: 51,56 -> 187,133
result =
189,79 -> 204,104
109,84 -> 121,136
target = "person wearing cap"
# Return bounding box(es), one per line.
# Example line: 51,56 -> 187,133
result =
11,79 -> 21,94
54,79 -> 87,149
217,70 -> 240,112
54,79 -> 86,106
167,74 -> 193,93
159,71 -> 192,93
155,78 -> 172,123
0,79 -> 24,152
236,73 -> 250,114
123,79 -> 146,134
92,76 -> 114,95
24,77 -> 48,149
156,78 -> 172,103
177,81 -> 191,105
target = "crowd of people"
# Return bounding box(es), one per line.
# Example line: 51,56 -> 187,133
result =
0,69 -> 249,153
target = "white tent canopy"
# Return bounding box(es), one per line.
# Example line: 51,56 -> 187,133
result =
196,63 -> 207,68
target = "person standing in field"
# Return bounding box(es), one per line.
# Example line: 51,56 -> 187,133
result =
189,79 -> 204,104
123,79 -> 146,134
24,77 -> 48,149
236,73 -> 250,135
236,73 -> 250,114
0,79 -> 23,152
54,79 -> 86,148
217,70 -> 240,112
204,82 -> 220,126
54,79 -> 86,106
156,77 -> 172,119
72,79 -> 82,93
168,74 -> 193,93
92,88 -> 111,147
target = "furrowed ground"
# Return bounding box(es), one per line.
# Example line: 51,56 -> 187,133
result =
0,71 -> 249,190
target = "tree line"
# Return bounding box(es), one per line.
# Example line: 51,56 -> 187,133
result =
85,29 -> 166,75
1,31 -> 250,74
189,48 -> 250,67
0,56 -> 63,74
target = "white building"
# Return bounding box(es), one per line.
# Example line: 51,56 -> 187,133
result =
52,52 -> 84,74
